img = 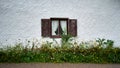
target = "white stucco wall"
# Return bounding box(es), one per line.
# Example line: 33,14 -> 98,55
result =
0,0 -> 120,46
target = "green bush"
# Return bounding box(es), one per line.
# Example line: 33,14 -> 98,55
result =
96,38 -> 114,48
0,39 -> 120,63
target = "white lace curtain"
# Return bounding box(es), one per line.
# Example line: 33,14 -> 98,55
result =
52,20 -> 59,35
60,20 -> 67,35
52,20 -> 67,35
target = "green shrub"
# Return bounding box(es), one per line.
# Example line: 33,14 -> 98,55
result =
0,39 -> 120,63
96,38 -> 114,48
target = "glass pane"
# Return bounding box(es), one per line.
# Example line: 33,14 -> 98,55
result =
60,20 -> 67,35
52,20 -> 59,35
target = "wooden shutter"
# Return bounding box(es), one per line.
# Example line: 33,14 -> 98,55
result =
68,19 -> 77,36
41,19 -> 50,37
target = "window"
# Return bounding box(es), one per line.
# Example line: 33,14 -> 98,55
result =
41,18 -> 77,38
51,18 -> 68,38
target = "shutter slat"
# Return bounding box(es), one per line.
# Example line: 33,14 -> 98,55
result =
68,19 -> 77,36
41,19 -> 50,37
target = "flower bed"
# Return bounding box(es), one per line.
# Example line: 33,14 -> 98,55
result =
0,42 -> 120,63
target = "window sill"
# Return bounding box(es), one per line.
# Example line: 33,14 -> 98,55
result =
50,35 -> 62,38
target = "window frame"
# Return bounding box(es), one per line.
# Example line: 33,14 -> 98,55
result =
50,18 -> 69,38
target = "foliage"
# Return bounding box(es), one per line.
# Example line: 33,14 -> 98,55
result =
96,38 -> 105,46
96,38 -> 114,48
61,32 -> 72,48
104,40 -> 114,48
0,40 -> 120,63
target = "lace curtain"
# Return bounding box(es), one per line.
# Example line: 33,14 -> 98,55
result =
52,20 -> 59,35
61,20 -> 67,35
52,20 -> 67,35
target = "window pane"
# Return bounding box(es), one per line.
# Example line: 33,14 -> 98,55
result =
60,20 -> 67,35
52,20 -> 59,35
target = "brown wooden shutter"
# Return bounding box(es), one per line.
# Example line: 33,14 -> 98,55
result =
68,19 -> 77,37
41,19 -> 50,37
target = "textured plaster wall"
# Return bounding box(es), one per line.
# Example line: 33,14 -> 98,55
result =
0,0 -> 120,46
